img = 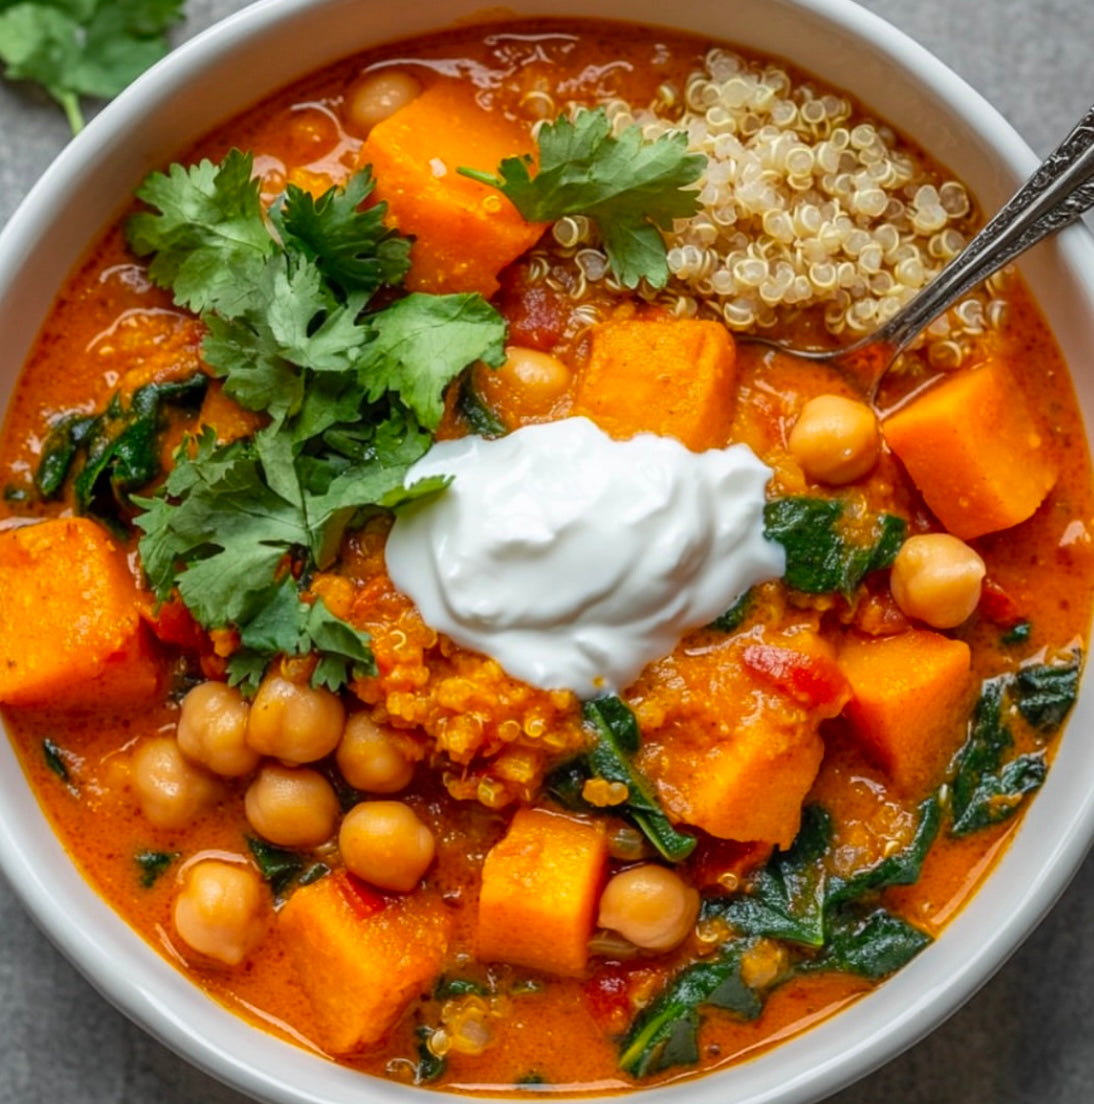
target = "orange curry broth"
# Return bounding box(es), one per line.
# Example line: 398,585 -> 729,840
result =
2,16 -> 1094,1095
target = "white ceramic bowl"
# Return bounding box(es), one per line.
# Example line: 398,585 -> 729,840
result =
1,1 -> 1093,1102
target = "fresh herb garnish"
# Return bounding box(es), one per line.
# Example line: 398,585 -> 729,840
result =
126,152 -> 507,692
948,653 -> 1080,837
460,107 -> 704,290
0,0 -> 186,133
763,496 -> 906,598
565,697 -> 696,862
134,849 -> 179,888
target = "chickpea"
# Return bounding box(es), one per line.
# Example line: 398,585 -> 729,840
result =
597,864 -> 700,952
336,713 -> 415,793
177,681 -> 259,778
475,347 -> 572,426
244,764 -> 340,848
339,801 -> 436,892
890,532 -> 986,628
131,736 -> 222,830
343,68 -> 422,136
787,394 -> 880,485
173,859 -> 268,966
246,674 -> 345,765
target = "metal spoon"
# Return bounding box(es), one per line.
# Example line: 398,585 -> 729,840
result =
747,103 -> 1094,401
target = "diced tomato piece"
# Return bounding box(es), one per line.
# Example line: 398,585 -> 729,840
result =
979,577 -> 1024,627
583,964 -> 663,1035
142,594 -> 209,652
495,263 -> 568,351
336,871 -> 387,921
741,643 -> 850,710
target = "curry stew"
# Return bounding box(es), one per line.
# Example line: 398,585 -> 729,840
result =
1,18 -> 1091,1094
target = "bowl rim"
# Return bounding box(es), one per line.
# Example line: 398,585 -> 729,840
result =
2,2 -> 1094,1103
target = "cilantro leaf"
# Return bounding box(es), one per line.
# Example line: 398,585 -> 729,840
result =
460,107 -> 704,289
128,151 -> 277,317
363,293 -> 508,431
0,0 -> 184,133
273,169 -> 412,298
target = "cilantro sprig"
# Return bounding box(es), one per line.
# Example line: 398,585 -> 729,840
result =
460,107 -> 704,290
126,151 -> 507,691
0,0 -> 185,133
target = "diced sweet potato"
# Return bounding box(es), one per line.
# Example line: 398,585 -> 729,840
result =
0,517 -> 160,708
882,358 -> 1057,539
279,873 -> 449,1055
477,808 -> 608,977
837,629 -> 973,796
572,318 -> 737,451
633,625 -> 846,848
358,82 -> 548,296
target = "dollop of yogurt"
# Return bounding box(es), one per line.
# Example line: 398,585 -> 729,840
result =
386,416 -> 784,696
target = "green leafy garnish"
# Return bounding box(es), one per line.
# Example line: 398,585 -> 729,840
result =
0,0 -> 186,134
580,697 -> 696,861
460,107 -> 704,290
708,587 -> 754,633
42,736 -> 72,783
618,940 -> 763,1077
134,849 -> 179,889
457,374 -> 508,438
763,496 -> 906,598
124,152 -> 507,691
948,653 -> 1079,837
1002,620 -> 1032,646
35,375 -> 207,519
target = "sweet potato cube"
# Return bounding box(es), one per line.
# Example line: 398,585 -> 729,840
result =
279,874 -> 449,1055
477,808 -> 607,977
359,82 -> 548,297
882,358 -> 1057,539
634,628 -> 845,848
572,318 -> 737,451
838,630 -> 973,796
0,517 -> 159,708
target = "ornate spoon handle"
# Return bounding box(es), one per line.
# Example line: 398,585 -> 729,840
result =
866,103 -> 1094,358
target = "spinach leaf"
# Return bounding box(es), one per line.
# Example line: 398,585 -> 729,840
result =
413,1025 -> 447,1085
714,805 -> 830,946
826,794 -> 941,906
457,374 -> 508,438
582,697 -> 696,861
708,588 -> 753,633
763,496 -> 905,598
1013,652 -> 1080,732
36,375 -> 207,519
800,907 -> 931,979
618,940 -> 762,1077
134,849 -> 179,889
246,836 -> 314,899
1002,620 -> 1032,646
42,736 -> 71,784
947,654 -> 1078,838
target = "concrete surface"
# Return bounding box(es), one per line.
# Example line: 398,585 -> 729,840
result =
1,1 -> 1093,1102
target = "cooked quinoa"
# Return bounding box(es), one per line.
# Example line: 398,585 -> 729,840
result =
541,48 -> 1009,369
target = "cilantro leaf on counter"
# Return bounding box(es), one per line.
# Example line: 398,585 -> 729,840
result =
460,106 -> 705,289
125,155 -> 507,692
0,0 -> 185,134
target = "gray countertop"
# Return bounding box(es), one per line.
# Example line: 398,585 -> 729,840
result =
2,1 -> 1093,1101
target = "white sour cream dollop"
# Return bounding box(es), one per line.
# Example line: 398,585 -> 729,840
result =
386,416 -> 784,696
